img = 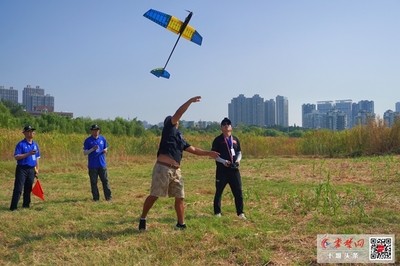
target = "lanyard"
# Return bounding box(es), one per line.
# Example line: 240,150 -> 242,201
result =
224,135 -> 233,161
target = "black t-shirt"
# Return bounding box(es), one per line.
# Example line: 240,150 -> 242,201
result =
212,134 -> 241,172
157,117 -> 191,164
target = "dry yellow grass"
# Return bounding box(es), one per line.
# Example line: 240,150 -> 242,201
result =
1,128 -> 399,265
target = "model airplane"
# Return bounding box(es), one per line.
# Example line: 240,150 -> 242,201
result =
143,9 -> 203,79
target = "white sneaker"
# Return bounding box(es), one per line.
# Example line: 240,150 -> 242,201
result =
238,213 -> 247,220
215,213 -> 221,217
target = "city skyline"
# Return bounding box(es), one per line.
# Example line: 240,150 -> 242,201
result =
1,85 -> 400,127
1,1 -> 399,127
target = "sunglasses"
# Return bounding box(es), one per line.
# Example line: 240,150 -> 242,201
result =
221,122 -> 231,126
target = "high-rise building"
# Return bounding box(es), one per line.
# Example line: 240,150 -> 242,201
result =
335,100 -> 352,128
23,85 -> 45,111
229,94 -> 265,127
352,100 -> 374,127
354,110 -> 375,127
0,86 -> 18,103
229,94 -> 247,126
264,99 -> 276,127
383,110 -> 400,127
303,110 -> 327,129
327,109 -> 347,131
302,103 -> 316,128
249,94 -> 264,127
358,100 -> 374,114
308,99 -> 376,130
276,95 -> 288,127
395,102 -> 400,112
317,101 -> 334,114
1,84 -> 70,117
29,94 -> 55,112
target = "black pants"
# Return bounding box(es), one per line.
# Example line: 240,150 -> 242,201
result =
10,165 -> 35,210
213,169 -> 244,215
89,168 -> 112,201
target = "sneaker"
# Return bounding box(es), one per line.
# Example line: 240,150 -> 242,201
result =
139,218 -> 146,231
174,222 -> 187,230
238,213 -> 247,220
215,213 -> 221,217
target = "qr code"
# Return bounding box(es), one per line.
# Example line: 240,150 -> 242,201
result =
370,237 -> 393,260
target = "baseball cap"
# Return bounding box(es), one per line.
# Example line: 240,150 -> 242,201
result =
220,117 -> 231,126
23,126 -> 36,132
90,124 -> 100,130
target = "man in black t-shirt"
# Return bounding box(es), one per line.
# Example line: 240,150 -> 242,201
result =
139,96 -> 219,231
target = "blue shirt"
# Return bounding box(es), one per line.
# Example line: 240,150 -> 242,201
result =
83,135 -> 108,168
14,139 -> 40,167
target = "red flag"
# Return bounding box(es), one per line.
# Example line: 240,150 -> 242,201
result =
32,180 -> 44,201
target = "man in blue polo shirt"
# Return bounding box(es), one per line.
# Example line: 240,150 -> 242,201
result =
83,124 -> 112,201
10,125 -> 41,211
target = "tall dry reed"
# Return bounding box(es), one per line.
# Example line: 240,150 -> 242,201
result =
299,119 -> 400,157
2,119 -> 400,164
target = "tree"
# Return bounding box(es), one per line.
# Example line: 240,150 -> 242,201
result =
0,102 -> 16,128
0,99 -> 30,118
289,130 -> 304,138
264,129 -> 281,137
147,125 -> 162,136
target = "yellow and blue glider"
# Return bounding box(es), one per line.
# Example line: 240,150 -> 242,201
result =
143,9 -> 202,79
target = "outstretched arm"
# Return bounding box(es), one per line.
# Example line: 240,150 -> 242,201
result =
171,96 -> 201,125
185,146 -> 219,159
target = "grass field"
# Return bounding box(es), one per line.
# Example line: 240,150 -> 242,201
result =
0,155 -> 399,265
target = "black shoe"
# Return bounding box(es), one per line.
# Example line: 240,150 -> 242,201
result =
139,218 -> 146,230
174,222 -> 187,230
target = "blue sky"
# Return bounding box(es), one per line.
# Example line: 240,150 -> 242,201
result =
1,0 -> 399,126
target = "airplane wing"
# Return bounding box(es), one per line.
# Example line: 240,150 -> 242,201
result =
143,9 -> 203,46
